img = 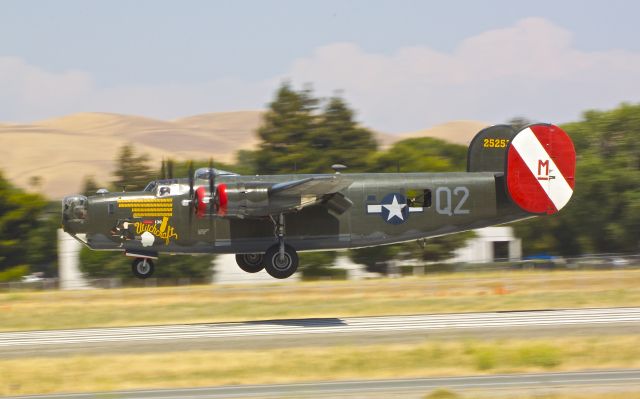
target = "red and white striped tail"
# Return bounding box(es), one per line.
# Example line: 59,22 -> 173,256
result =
506,124 -> 576,215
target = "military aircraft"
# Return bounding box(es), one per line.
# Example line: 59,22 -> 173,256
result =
62,123 -> 575,279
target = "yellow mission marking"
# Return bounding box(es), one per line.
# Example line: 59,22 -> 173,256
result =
118,198 -> 174,217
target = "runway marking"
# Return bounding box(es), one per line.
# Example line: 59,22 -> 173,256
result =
1,307 -> 640,348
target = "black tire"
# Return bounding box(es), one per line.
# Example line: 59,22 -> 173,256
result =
264,244 -> 298,279
131,258 -> 155,279
235,253 -> 265,273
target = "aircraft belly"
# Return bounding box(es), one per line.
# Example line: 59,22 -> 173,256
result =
210,204 -> 351,253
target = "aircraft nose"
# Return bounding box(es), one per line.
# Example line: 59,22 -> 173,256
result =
62,195 -> 88,234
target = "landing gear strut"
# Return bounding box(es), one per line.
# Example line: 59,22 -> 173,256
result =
132,258 -> 155,279
265,214 -> 299,279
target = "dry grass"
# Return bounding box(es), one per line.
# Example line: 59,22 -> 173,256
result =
1,270 -> 639,331
0,111 -> 483,198
0,111 -> 263,197
2,335 -> 640,396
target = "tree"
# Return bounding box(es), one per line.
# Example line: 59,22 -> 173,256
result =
254,82 -> 319,174
159,159 -> 251,181
254,83 -> 378,174
112,144 -> 156,191
507,116 -> 533,131
348,244 -> 402,273
408,231 -> 476,263
308,96 -> 378,172
0,171 -> 48,275
369,137 -> 467,172
298,251 -> 343,280
79,247 -> 214,282
25,207 -> 60,277
81,175 -> 100,196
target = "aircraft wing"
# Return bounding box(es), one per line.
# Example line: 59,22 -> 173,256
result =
270,175 -> 351,197
268,175 -> 353,214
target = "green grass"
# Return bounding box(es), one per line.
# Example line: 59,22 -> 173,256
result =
1,269 -> 640,331
2,335 -> 640,396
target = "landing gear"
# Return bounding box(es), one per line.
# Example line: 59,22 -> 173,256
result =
264,244 -> 299,279
132,258 -> 155,279
263,213 -> 299,279
235,253 -> 265,273
264,243 -> 298,279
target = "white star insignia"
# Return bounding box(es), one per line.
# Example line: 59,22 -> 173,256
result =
383,195 -> 406,221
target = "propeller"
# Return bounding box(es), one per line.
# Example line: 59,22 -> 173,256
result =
188,160 -> 194,225
208,158 -> 216,215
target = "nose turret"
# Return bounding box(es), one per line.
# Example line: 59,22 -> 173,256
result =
62,195 -> 88,234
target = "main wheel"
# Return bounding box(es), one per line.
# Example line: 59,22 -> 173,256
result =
235,253 -> 265,273
132,258 -> 155,279
264,244 -> 298,279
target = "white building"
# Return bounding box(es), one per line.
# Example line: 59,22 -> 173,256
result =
449,226 -> 522,263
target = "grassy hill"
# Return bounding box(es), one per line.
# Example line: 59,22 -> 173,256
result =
0,112 -> 486,199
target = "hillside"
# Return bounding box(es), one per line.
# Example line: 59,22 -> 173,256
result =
0,112 -> 487,199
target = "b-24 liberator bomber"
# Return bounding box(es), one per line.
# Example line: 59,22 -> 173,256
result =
62,123 -> 576,279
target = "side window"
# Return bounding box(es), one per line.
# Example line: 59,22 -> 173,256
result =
158,186 -> 171,197
422,189 -> 432,208
406,188 -> 432,208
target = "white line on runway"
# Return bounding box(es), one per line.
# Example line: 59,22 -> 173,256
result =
1,307 -> 639,347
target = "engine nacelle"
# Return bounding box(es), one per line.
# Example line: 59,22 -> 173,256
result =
218,182 -> 270,217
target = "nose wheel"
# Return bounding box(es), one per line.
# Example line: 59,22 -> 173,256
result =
132,258 -> 155,279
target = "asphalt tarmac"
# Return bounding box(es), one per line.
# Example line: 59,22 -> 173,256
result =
1,307 -> 640,358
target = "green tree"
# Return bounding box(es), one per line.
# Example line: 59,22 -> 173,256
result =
0,171 -> 48,274
507,116 -> 533,131
112,144 -> 156,191
408,231 -> 476,262
369,137 -> 467,172
307,96 -> 378,172
298,251 -> 344,280
254,83 -> 378,174
25,207 -> 60,277
79,247 -> 214,281
255,82 -> 319,174
348,244 -> 402,273
81,175 -> 100,196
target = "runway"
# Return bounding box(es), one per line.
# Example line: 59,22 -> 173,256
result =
2,307 -> 640,357
6,369 -> 640,398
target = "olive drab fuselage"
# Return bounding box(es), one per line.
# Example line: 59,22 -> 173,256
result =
62,171 -> 527,256
61,123 -> 576,279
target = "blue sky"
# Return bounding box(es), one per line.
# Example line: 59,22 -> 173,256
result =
1,0 -> 640,132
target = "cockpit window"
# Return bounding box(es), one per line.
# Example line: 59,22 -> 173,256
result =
194,168 -> 238,180
144,181 -> 158,192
